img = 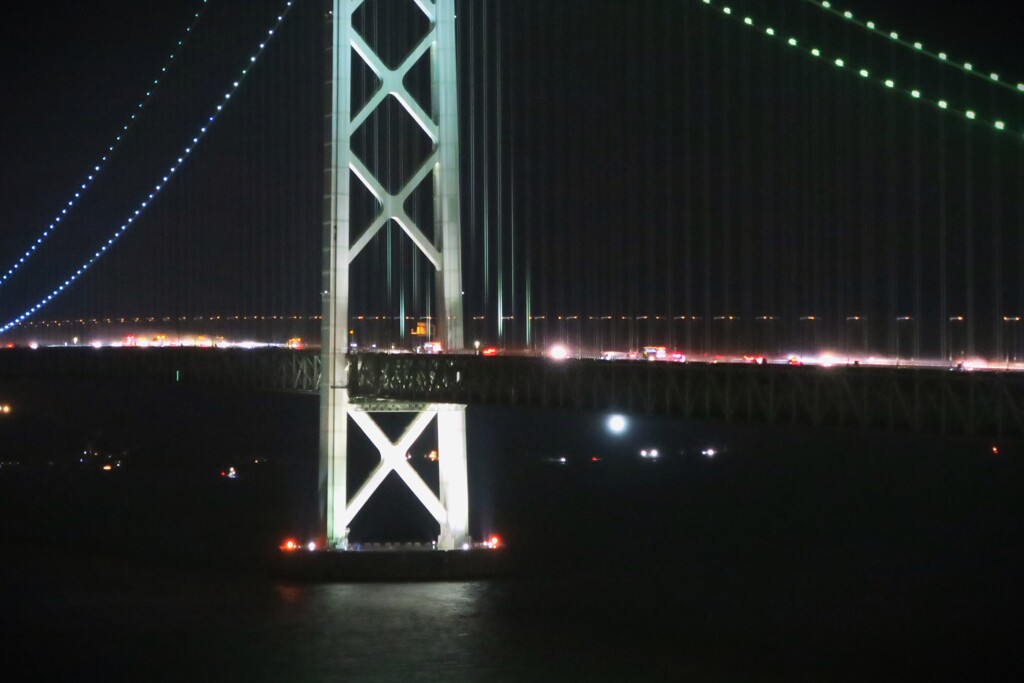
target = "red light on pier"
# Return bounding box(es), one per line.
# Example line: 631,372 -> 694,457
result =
279,538 -> 299,552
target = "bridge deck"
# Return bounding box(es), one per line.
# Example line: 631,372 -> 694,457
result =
350,355 -> 1024,442
3,348 -> 1023,441
0,347 -> 319,394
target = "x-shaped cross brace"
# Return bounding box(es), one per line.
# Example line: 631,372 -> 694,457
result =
345,4 -> 444,270
340,410 -> 447,530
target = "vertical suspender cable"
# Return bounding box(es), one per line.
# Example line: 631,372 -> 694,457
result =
964,72 -> 975,357
990,81 -> 1002,359
682,0 -> 693,352
481,1 -> 491,342
495,4 -> 504,345
701,7 -> 712,353
467,0 -> 477,339
912,61 -> 922,359
939,115 -> 948,361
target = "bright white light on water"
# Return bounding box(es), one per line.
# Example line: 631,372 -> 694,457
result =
607,415 -> 627,434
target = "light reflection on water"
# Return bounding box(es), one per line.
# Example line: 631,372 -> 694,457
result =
2,388 -> 1023,679
4,549 -> 501,680
3,544 -> 747,681
266,582 -> 500,679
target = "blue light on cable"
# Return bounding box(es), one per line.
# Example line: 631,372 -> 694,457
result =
0,0 -> 295,335
0,0 -> 210,291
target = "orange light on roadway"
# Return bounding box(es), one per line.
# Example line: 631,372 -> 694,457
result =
279,538 -> 299,552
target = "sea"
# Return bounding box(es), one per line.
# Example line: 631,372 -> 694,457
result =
1,377 -> 1021,680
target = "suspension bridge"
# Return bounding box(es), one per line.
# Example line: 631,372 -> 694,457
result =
1,0 -> 1022,549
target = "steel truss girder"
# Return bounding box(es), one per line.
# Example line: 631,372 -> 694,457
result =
347,354 -> 1024,443
6,348 -> 1024,442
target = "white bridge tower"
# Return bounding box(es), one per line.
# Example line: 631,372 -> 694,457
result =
320,0 -> 469,549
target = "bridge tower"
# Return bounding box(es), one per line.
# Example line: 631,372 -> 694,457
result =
320,0 -> 469,549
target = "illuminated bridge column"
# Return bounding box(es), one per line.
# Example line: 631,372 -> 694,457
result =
337,404 -> 469,550
321,0 -> 468,550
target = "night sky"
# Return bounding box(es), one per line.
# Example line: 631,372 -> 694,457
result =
0,0 -> 1022,357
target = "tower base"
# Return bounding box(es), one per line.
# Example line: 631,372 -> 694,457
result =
274,546 -> 510,582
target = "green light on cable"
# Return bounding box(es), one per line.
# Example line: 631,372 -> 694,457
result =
698,0 -> 1024,146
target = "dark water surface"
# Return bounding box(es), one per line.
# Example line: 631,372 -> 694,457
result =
1,378 -> 1022,680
